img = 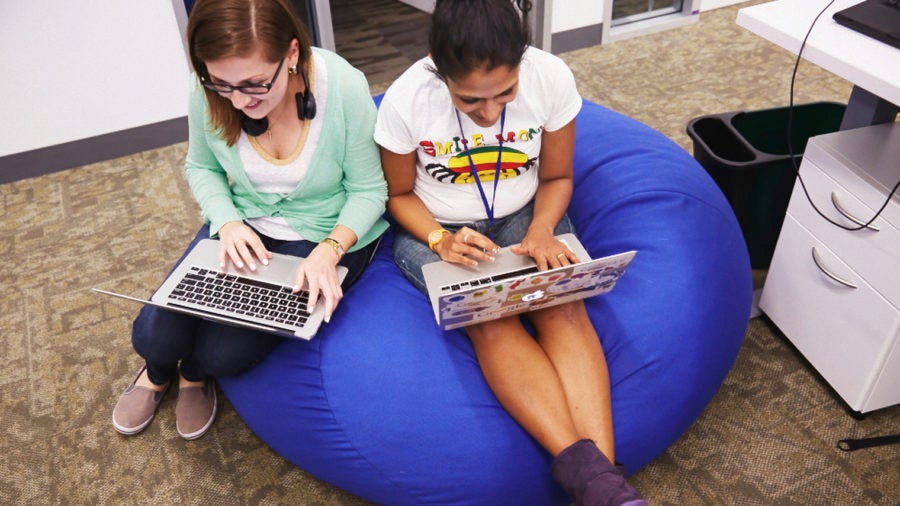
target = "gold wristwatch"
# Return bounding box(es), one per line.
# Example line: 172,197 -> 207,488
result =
321,237 -> 345,258
427,228 -> 451,252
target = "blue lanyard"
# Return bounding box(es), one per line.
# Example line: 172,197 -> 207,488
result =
455,107 -> 506,238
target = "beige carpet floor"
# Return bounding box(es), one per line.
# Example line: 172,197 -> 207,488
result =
2,1 -> 898,504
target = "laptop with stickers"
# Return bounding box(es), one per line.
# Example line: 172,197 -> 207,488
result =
422,233 -> 636,330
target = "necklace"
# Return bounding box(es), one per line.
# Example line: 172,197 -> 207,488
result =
250,62 -> 314,161
455,107 -> 506,238
248,110 -> 310,164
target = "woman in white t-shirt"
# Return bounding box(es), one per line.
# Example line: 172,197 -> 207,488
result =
375,1 -> 646,504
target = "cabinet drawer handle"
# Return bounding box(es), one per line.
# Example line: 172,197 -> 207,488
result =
831,192 -> 880,231
811,247 -> 857,289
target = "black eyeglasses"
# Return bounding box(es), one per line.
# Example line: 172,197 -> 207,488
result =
201,58 -> 286,95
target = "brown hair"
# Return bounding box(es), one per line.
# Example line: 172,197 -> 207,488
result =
186,0 -> 312,145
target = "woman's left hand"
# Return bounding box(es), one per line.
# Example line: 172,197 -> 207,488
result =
292,244 -> 343,323
510,230 -> 578,271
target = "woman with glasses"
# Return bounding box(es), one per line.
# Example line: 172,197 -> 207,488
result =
112,0 -> 387,440
374,1 -> 645,504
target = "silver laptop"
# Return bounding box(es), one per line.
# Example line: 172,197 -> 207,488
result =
422,233 -> 636,330
93,238 -> 348,340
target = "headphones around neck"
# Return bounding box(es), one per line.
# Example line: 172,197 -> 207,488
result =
296,69 -> 317,121
240,68 -> 317,136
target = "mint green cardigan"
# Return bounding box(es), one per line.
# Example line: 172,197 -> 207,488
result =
184,48 -> 388,251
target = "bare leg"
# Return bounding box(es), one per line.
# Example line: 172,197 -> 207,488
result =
469,306 -> 644,505
529,301 -> 615,461
179,375 -> 205,389
135,368 -> 167,391
466,316 -> 581,456
135,366 -> 203,390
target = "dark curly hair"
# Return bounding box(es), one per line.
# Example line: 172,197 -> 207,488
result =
429,0 -> 532,80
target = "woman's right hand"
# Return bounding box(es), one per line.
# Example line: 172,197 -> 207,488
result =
433,226 -> 500,267
217,221 -> 272,271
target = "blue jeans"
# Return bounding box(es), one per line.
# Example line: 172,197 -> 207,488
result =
393,202 -> 574,295
133,224 -> 380,385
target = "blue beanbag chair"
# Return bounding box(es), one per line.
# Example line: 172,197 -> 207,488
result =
219,99 -> 752,505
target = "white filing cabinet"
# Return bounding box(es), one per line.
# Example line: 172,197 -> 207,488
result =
759,122 -> 900,414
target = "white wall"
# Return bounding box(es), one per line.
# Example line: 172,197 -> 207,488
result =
550,0 -> 742,34
698,0 -> 747,10
0,1 -> 191,157
552,0 -> 605,33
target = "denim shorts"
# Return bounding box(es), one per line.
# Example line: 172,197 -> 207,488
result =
393,201 -> 574,295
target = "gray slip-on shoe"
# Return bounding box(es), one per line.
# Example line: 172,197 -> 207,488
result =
175,379 -> 217,440
112,366 -> 169,435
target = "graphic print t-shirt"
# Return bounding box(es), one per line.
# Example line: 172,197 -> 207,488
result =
375,47 -> 582,224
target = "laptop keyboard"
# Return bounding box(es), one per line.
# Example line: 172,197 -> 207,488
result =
440,265 -> 540,293
168,266 -> 311,328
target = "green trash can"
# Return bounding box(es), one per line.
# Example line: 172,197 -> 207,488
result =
686,102 -> 846,269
